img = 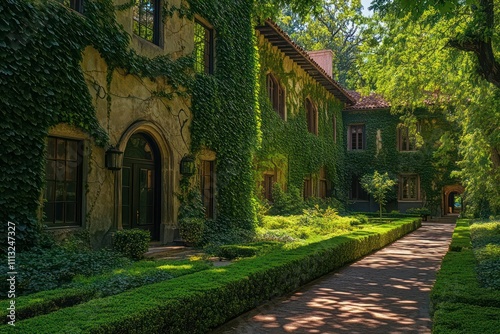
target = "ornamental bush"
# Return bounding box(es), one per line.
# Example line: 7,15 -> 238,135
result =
178,217 -> 205,246
113,229 -> 150,260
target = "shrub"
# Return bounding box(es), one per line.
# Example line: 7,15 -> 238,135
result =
178,217 -> 205,246
113,229 -> 150,260
270,184 -> 303,215
213,241 -> 282,260
0,247 -> 129,297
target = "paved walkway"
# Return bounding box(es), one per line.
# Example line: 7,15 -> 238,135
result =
212,220 -> 456,334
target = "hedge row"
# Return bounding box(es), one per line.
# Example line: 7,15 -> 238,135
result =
430,219 -> 500,333
2,218 -> 420,333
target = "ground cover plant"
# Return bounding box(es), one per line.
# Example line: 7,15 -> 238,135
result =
0,218 -> 420,333
0,258 -> 212,323
431,219 -> 500,333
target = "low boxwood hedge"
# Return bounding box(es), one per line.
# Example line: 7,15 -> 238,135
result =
431,219 -> 500,333
1,218 -> 420,333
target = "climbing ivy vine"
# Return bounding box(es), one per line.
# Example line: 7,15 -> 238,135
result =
0,0 -> 194,248
255,37 -> 346,199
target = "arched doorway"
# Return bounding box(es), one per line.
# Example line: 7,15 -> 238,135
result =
448,192 -> 463,214
122,133 -> 161,240
443,185 -> 465,216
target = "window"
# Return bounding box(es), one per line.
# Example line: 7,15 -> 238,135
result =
333,115 -> 337,143
44,137 -> 83,226
305,98 -> 318,135
398,124 -> 419,151
133,0 -> 161,45
200,160 -> 215,218
262,174 -> 275,202
399,174 -> 420,201
266,73 -> 285,119
58,0 -> 84,13
350,175 -> 369,201
303,176 -> 313,200
348,124 -> 365,150
319,167 -> 328,199
194,19 -> 214,74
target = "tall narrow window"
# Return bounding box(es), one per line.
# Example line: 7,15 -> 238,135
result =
319,167 -> 328,199
349,175 -> 369,201
200,160 -> 215,218
305,98 -> 318,135
399,174 -> 420,200
133,0 -> 160,45
58,0 -> 84,13
303,176 -> 312,199
333,115 -> 337,143
348,124 -> 365,150
262,174 -> 275,202
398,124 -> 419,151
194,19 -> 214,74
44,137 -> 83,226
266,73 -> 285,119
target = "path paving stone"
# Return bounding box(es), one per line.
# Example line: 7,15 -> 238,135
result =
212,221 -> 456,334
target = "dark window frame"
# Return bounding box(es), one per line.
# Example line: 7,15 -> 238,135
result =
348,124 -> 365,150
194,19 -> 215,74
266,73 -> 286,120
319,167 -> 328,199
399,174 -> 420,201
44,136 -> 83,227
262,173 -> 275,203
398,123 -> 420,152
349,175 -> 369,201
303,175 -> 313,200
305,98 -> 318,135
200,160 -> 216,219
133,0 -> 161,46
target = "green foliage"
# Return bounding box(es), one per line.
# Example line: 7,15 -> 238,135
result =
0,245 -> 129,298
431,219 -> 500,332
258,208 -> 366,241
278,0 -> 368,87
3,218 -> 419,333
178,217 -> 205,247
113,229 -> 150,260
406,207 -> 431,217
187,0 -> 259,243
343,108 -> 455,214
359,2 -> 500,216
470,220 -> 500,289
0,259 -> 211,322
361,170 -> 397,217
212,241 -> 282,260
269,184 -> 304,215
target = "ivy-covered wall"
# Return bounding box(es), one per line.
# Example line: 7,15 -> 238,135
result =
343,107 -> 458,214
188,0 -> 258,237
1,0 -> 258,248
255,32 -> 345,198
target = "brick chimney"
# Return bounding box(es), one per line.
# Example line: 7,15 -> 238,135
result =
308,50 -> 334,78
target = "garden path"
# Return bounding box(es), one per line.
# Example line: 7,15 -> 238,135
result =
212,217 -> 457,334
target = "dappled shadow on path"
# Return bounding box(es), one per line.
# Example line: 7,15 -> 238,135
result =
213,223 -> 455,334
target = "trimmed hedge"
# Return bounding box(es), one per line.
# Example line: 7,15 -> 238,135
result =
430,219 -> 500,333
432,302 -> 500,334
1,218 -> 420,333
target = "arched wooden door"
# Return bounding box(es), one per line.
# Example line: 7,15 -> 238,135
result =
122,133 -> 161,240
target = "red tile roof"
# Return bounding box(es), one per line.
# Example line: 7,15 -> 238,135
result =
344,90 -> 391,111
256,20 -> 356,105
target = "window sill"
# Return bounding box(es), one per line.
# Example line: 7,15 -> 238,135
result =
45,225 -> 82,230
398,200 -> 422,203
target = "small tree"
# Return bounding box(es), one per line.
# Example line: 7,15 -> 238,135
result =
360,171 -> 397,218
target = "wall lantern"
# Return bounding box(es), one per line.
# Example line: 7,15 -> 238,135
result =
180,155 -> 196,176
105,146 -> 123,171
